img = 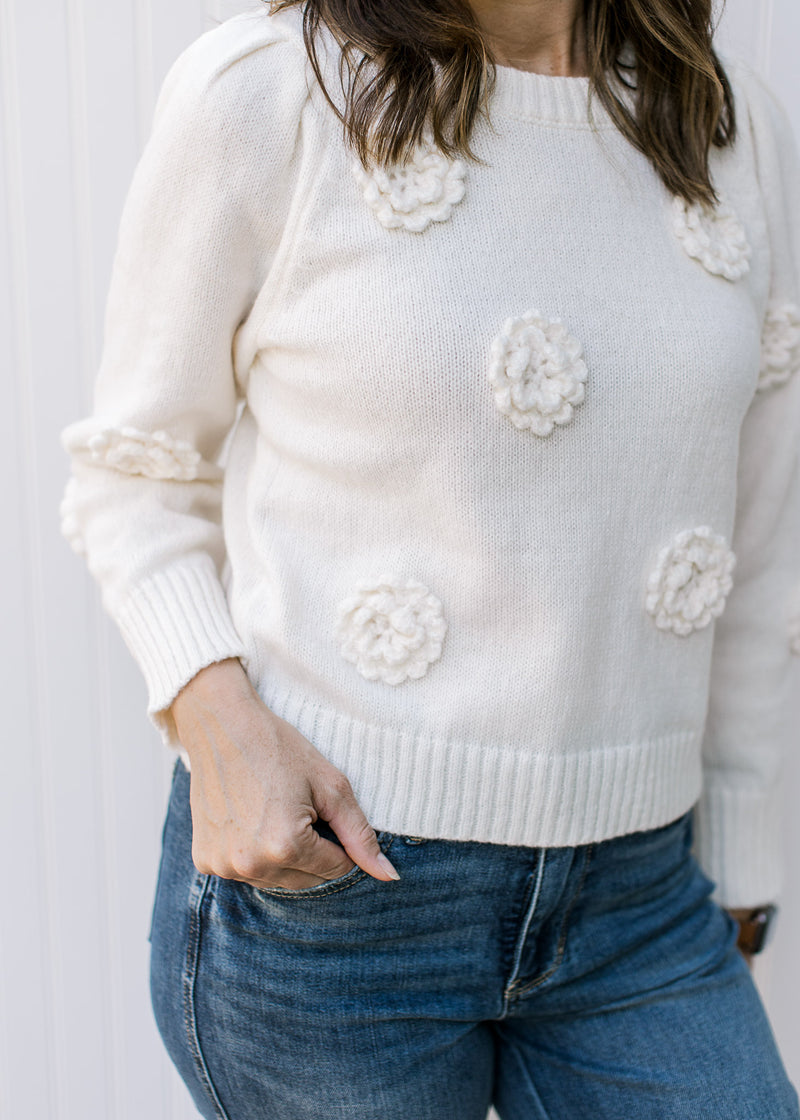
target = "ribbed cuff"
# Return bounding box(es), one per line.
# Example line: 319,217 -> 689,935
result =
691,779 -> 784,909
113,553 -> 248,751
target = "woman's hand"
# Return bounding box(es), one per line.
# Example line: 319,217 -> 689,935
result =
168,658 -> 400,891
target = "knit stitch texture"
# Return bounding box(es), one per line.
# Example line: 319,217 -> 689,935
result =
59,7 -> 800,908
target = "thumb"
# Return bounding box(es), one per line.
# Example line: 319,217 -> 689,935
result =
315,775 -> 400,883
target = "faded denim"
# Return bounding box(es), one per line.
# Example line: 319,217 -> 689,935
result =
149,757 -> 800,1119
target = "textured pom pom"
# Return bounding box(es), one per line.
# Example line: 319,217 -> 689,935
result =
488,309 -> 587,435
335,574 -> 447,684
758,300 -> 800,391
353,139 -> 466,233
62,424 -> 201,481
672,195 -> 751,281
645,526 -> 736,636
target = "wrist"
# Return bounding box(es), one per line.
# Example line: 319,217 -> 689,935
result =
170,657 -> 253,723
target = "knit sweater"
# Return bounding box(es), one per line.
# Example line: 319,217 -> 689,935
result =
59,6 -> 800,909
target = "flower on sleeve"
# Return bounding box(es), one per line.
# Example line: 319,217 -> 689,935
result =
758,300 -> 800,391
61,423 -> 202,481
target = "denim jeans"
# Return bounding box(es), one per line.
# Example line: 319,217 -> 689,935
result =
149,756 -> 799,1120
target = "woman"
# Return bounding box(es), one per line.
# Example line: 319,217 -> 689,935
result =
59,0 -> 800,1115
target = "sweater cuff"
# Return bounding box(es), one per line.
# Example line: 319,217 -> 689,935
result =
691,779 -> 783,909
112,553 -> 248,752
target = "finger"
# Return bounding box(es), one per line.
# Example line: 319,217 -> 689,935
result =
315,775 -> 400,882
247,867 -> 329,891
242,833 -> 356,892
296,829 -> 357,881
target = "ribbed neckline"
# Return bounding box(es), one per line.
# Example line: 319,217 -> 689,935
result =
490,59 -> 635,127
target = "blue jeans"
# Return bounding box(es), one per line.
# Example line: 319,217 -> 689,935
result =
149,757 -> 799,1119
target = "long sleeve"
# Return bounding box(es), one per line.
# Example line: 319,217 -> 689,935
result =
58,12 -> 309,750
691,62 -> 800,909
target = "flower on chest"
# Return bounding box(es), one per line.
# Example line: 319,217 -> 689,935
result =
352,138 -> 467,233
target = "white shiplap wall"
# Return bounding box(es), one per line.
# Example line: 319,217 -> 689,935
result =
1,2 -> 797,1117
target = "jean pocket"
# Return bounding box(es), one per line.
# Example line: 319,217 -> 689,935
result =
246,830 -> 396,901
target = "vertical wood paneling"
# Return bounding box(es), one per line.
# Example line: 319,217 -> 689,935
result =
10,0 -> 115,1110
767,0 -> 800,112
0,0 -> 55,1110
0,0 -> 206,1116
1,2 -> 798,1118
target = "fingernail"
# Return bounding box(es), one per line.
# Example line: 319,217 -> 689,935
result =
377,853 -> 400,880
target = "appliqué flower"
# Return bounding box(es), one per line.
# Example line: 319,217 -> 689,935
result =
335,575 -> 447,684
62,424 -> 201,481
758,300 -> 800,391
59,476 -> 86,554
353,140 -> 466,233
488,310 -> 587,435
671,195 -> 751,281
645,526 -> 736,636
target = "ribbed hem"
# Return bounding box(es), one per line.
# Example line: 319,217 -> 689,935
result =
207,680 -> 703,850
172,675 -> 780,905
113,554 -> 248,751
691,780 -> 783,909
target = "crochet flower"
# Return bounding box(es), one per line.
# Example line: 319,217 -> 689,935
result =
59,476 -> 86,555
335,575 -> 447,684
62,424 -> 201,481
488,310 -> 587,435
645,526 -> 736,636
758,300 -> 800,391
671,195 -> 751,281
353,141 -> 466,233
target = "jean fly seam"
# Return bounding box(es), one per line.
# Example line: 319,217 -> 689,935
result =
512,842 -> 596,999
503,850 -> 547,1011
183,871 -> 232,1120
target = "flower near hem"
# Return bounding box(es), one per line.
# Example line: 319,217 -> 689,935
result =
488,310 -> 587,435
335,575 -> 447,684
59,476 -> 86,554
758,300 -> 800,391
61,423 -> 201,481
645,526 -> 736,636
353,140 -> 466,233
671,195 -> 751,281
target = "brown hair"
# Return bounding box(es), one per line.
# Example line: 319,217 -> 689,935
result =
267,0 -> 736,207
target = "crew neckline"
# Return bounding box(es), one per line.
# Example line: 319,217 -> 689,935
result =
490,57 -> 635,127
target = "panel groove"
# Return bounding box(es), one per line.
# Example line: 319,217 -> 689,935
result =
758,0 -> 775,75
64,2 -> 122,1118
134,0 -> 156,152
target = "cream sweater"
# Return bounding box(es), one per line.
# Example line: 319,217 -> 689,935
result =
59,6 -> 800,909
